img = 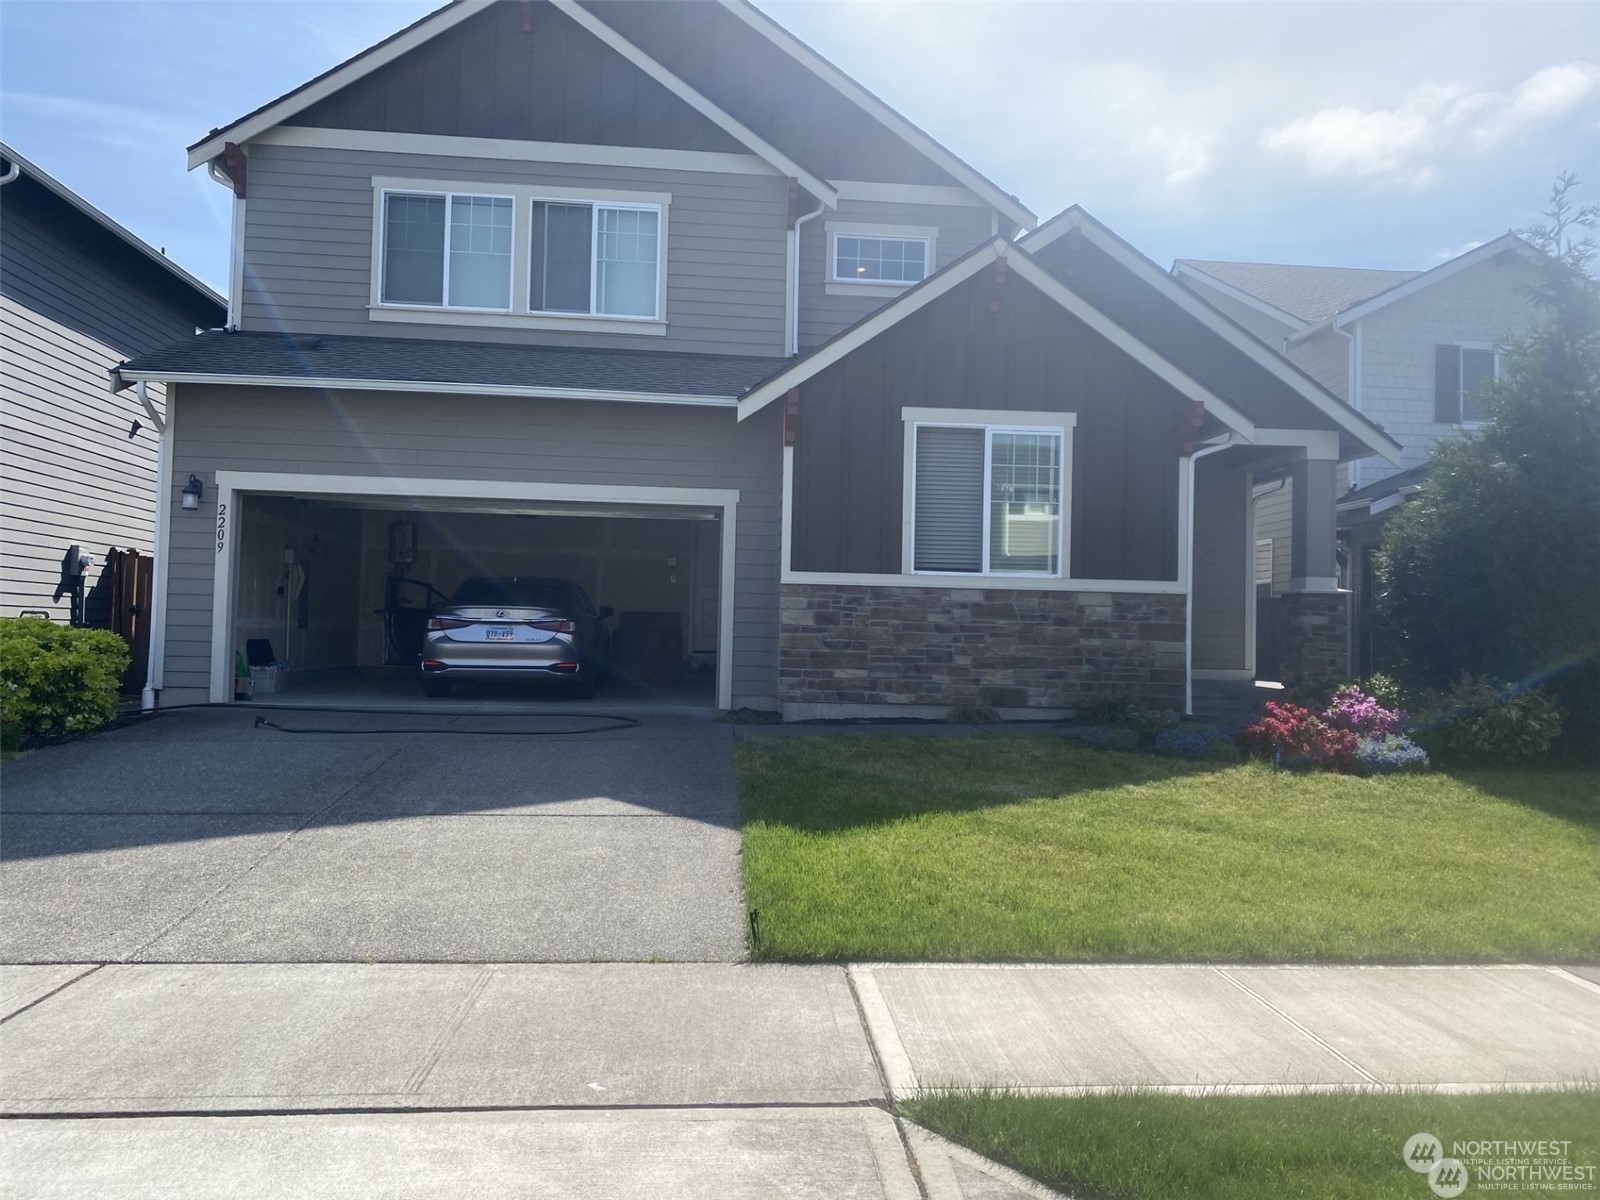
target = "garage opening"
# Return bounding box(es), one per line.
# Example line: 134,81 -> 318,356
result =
227,492 -> 722,709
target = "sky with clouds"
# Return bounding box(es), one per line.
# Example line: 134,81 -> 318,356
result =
2,1 -> 1595,294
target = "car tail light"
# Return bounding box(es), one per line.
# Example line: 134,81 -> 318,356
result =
530,619 -> 575,633
422,660 -> 446,671
550,662 -> 580,674
428,616 -> 472,631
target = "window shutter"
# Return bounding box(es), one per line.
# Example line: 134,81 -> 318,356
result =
1434,345 -> 1462,424
914,427 -> 984,572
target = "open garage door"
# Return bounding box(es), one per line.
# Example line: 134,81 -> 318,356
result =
218,478 -> 732,709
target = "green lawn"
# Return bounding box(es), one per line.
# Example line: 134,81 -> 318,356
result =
904,1088 -> 1600,1200
737,736 -> 1600,962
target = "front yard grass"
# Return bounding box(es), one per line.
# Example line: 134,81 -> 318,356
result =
737,736 -> 1600,962
903,1087 -> 1600,1200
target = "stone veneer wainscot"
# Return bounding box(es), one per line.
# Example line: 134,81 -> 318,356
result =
778,584 -> 1187,715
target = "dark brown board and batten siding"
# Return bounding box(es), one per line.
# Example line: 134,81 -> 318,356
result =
789,269 -> 1183,580
1029,235 -> 1342,433
290,0 -> 745,155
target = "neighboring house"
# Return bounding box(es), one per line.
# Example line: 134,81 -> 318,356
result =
111,0 -> 1398,718
1174,236 -> 1540,674
0,144 -> 225,638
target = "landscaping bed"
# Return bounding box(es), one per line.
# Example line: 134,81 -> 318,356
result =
903,1087 -> 1600,1200
737,735 -> 1600,962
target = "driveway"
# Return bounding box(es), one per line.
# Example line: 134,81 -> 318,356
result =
0,707 -> 745,963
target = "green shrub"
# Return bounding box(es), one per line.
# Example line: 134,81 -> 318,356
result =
1152,724 -> 1242,763
0,617 -> 130,751
1285,673 -> 1407,712
1411,675 -> 1564,767
947,703 -> 1002,725
1074,692 -> 1176,744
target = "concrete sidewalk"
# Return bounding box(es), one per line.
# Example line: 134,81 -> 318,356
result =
3,961 -> 1597,1198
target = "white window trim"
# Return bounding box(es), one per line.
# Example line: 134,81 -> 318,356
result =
900,407 -> 1076,579
826,221 -> 937,298
368,177 -> 670,332
1455,342 -> 1502,429
377,188 -> 517,314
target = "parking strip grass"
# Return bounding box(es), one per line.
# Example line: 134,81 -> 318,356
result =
902,1087 -> 1600,1200
737,736 -> 1600,963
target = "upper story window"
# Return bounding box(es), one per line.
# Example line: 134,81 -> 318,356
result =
381,191 -> 514,311
530,201 -> 661,319
1435,343 -> 1502,426
905,409 -> 1075,578
826,222 -> 938,297
370,177 -> 669,334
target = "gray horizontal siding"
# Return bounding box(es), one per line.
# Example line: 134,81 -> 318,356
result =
0,189 -> 201,619
161,383 -> 782,707
797,199 -> 994,351
240,143 -> 790,356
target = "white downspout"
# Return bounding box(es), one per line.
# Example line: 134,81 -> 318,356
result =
1184,434 -> 1235,716
790,196 -> 824,356
1332,316 -> 1360,491
136,381 -> 172,713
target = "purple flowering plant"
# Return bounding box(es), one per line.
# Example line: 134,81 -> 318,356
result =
1322,684 -> 1408,739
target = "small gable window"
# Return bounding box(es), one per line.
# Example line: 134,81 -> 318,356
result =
906,411 -> 1074,577
381,190 -> 513,311
1434,343 -> 1501,425
826,223 -> 938,294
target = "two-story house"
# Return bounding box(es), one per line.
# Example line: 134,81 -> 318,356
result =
1,143 -> 224,681
112,0 -> 1398,718
1175,235 -> 1539,675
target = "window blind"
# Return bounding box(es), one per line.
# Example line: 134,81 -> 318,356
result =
913,426 -> 985,572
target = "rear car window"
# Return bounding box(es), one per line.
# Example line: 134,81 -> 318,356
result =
450,578 -> 571,609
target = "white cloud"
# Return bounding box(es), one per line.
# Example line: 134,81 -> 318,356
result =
1262,61 -> 1599,187
1260,105 -> 1435,186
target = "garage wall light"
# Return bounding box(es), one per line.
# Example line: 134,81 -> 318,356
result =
180,475 -> 205,511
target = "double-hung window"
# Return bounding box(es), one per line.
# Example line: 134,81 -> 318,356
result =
1435,343 -> 1502,425
530,201 -> 661,318
381,191 -> 514,311
907,412 -> 1073,577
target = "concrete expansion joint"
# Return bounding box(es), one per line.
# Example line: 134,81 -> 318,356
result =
1211,967 -> 1381,1084
0,964 -> 101,1026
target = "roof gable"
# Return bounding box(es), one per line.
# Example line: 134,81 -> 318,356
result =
187,0 -> 1028,224
288,1 -> 744,155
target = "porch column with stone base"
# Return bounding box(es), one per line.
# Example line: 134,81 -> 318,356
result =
1278,453 -> 1350,683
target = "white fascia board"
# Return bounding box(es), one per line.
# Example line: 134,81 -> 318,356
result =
1025,209 -> 1403,465
1002,252 -> 1258,442
186,0 -> 493,170
1170,263 -> 1307,332
550,0 -> 836,208
114,369 -> 738,408
737,239 -> 1008,419
1301,232 -> 1536,337
714,0 -> 1034,229
254,126 -> 779,177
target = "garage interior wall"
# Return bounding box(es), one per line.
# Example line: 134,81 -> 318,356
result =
234,496 -> 362,677
352,508 -> 720,669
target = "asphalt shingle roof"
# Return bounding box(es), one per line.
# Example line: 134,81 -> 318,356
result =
1176,259 -> 1421,325
116,330 -> 789,398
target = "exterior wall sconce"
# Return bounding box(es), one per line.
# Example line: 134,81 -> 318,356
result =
181,475 -> 205,511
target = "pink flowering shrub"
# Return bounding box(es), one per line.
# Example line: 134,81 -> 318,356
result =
1322,684 -> 1408,739
1236,702 -> 1359,770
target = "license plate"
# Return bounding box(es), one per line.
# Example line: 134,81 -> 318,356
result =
484,626 -> 515,642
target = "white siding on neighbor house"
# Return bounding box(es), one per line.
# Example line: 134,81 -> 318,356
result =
160,385 -> 783,708
0,199 -> 199,619
796,198 -> 995,350
1178,276 -> 1299,347
240,142 -> 792,356
1354,256 -> 1539,486
1192,463 -> 1251,672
